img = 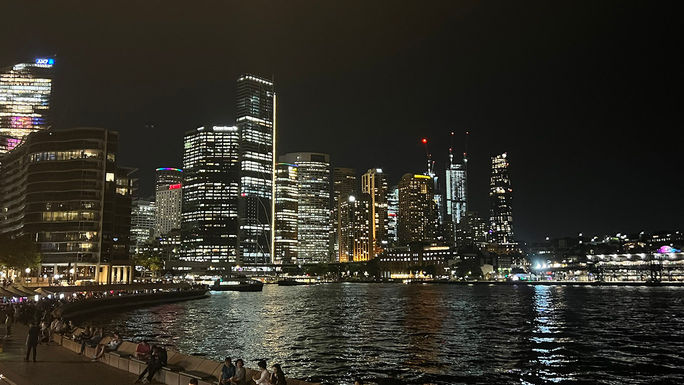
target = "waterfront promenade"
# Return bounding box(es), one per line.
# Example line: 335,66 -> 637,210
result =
0,324 -> 139,385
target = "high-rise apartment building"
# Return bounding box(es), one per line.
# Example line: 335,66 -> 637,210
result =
489,153 -> 515,247
280,152 -> 331,264
332,167 -> 356,261
0,58 -> 54,154
361,168 -> 389,258
154,167 -> 183,236
181,126 -> 240,262
338,194 -> 372,262
446,147 -> 468,244
236,74 -> 276,264
130,198 -> 156,254
274,162 -> 298,264
387,185 -> 399,244
0,127 -> 134,283
398,173 -> 437,245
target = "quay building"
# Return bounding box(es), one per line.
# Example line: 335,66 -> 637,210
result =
0,127 -> 135,284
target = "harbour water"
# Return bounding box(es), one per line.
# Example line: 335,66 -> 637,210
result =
84,283 -> 684,384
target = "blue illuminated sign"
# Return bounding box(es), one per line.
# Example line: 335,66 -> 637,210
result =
35,58 -> 54,65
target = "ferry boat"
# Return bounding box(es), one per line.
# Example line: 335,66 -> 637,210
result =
277,278 -> 317,286
210,278 -> 264,292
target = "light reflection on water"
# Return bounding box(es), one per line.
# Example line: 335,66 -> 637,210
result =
82,284 -> 684,384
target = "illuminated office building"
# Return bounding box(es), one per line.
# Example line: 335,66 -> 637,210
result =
387,185 -> 399,244
236,74 -> 276,264
181,126 -> 239,262
0,127 -> 135,283
130,198 -> 156,254
338,195 -> 372,262
398,173 -> 437,245
154,167 -> 183,236
446,147 -> 467,244
274,162 -> 298,264
0,58 -> 54,154
489,153 -> 515,247
455,211 -> 488,248
361,168 -> 389,258
332,167 -> 356,261
280,152 -> 331,264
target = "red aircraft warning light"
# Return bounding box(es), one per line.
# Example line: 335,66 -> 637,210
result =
421,138 -> 428,144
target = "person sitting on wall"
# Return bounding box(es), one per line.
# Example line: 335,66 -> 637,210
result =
230,359 -> 247,385
79,327 -> 103,354
220,357 -> 236,385
92,332 -> 123,360
252,360 -> 272,385
135,340 -> 152,361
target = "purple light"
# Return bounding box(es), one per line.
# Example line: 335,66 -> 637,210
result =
658,246 -> 680,254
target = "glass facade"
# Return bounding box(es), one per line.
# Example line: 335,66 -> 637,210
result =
274,163 -> 298,264
0,58 -> 54,154
387,185 -> 399,244
446,148 -> 468,244
280,152 -> 331,264
130,198 -> 156,254
155,167 -> 183,236
489,153 -> 515,247
181,126 -> 239,262
236,74 -> 275,264
338,195 -> 372,262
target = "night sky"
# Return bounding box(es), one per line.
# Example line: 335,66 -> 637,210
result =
1,1 -> 680,242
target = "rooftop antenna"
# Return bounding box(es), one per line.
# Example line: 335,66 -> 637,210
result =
421,137 -> 434,176
463,129 -> 469,164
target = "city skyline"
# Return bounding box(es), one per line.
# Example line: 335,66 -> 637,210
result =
1,1 -> 680,242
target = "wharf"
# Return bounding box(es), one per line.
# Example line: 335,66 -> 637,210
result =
0,323 -> 139,385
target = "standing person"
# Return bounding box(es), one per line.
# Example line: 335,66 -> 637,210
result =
252,360 -> 272,385
25,321 -> 40,362
220,357 -> 236,385
270,363 -> 287,385
230,359 -> 247,385
4,305 -> 14,337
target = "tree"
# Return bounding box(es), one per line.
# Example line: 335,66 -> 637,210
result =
0,234 -> 42,273
132,249 -> 164,277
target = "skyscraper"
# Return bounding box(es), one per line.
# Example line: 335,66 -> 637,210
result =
489,153 -> 515,248
130,198 -> 156,254
361,168 -> 389,258
181,126 -> 240,263
154,167 -> 183,237
446,143 -> 468,244
274,162 -> 298,264
0,58 -> 54,154
280,152 -> 331,264
332,167 -> 356,261
398,173 -> 437,245
236,74 -> 276,264
338,194 -> 372,262
0,127 -> 134,283
387,185 -> 399,245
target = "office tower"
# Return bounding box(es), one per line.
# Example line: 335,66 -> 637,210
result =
0,58 -> 54,154
446,146 -> 468,244
332,167 -> 356,261
338,194 -> 372,262
154,167 -> 183,236
181,126 -> 239,263
455,211 -> 488,248
489,153 -> 515,247
387,185 -> 399,244
130,198 -> 156,254
0,127 -> 134,283
274,162 -> 298,264
398,173 -> 437,244
236,74 -> 276,264
361,168 -> 389,258
280,152 -> 331,264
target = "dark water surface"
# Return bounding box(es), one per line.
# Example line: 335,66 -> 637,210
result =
85,283 -> 684,384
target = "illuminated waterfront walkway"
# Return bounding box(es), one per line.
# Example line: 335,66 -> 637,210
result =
0,324 -> 138,385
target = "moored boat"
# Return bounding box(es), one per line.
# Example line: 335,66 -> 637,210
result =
210,278 -> 263,292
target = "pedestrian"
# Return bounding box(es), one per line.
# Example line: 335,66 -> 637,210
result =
270,363 -> 287,385
252,360 -> 272,385
25,321 -> 40,362
220,357 -> 236,384
4,305 -> 13,337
